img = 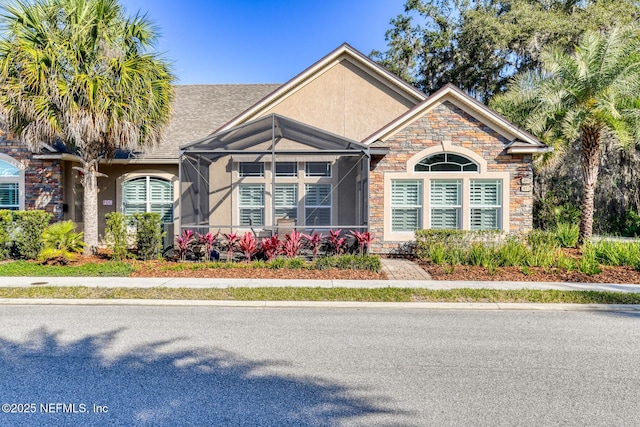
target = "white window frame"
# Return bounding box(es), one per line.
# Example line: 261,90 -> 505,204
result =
274,162 -> 298,177
390,180 -> 422,232
305,161 -> 331,177
238,162 -> 264,177
238,183 -> 265,227
384,145 -> 510,241
122,176 -> 174,223
0,155 -> 25,211
430,179 -> 462,230
274,183 -> 298,221
304,183 -> 332,226
470,180 -> 502,230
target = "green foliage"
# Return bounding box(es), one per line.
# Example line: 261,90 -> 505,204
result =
415,229 -> 467,259
0,210 -> 13,260
11,210 -> 52,260
496,235 -> 529,267
105,212 -> 131,260
314,255 -> 382,273
554,222 -> 580,248
0,260 -> 135,277
40,221 -> 85,263
492,26 -> 640,243
526,229 -> 559,251
373,0 -> 637,101
578,244 -> 602,275
133,213 -> 164,261
621,211 -> 640,237
593,240 -> 640,267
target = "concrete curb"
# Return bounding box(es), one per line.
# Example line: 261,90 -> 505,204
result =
1,298 -> 639,311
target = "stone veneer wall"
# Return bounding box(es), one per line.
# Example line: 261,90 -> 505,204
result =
369,101 -> 534,254
0,127 -> 63,221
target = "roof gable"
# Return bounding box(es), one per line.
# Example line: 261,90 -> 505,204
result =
216,43 -> 426,134
364,84 -> 549,153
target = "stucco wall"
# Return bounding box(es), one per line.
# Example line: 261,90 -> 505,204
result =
260,59 -> 416,141
369,101 -> 534,254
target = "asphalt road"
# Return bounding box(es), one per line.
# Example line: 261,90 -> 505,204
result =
0,305 -> 638,426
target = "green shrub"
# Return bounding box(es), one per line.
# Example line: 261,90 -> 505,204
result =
554,222 -> 579,248
594,240 -> 640,267
526,229 -> 558,251
12,210 -> 53,260
132,213 -> 164,260
621,210 -> 640,237
415,229 -> 466,259
578,243 -> 601,275
105,212 -> 131,260
285,258 -> 307,269
467,242 -> 494,267
314,255 -> 381,272
428,242 -> 447,265
268,258 -> 286,269
496,235 -> 529,267
0,210 -> 13,259
40,221 -> 85,263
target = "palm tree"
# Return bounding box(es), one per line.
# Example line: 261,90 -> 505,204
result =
0,0 -> 174,253
491,26 -> 640,244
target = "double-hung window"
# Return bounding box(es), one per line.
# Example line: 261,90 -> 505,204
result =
0,159 -> 21,211
274,184 -> 298,221
391,180 -> 422,232
470,180 -> 502,230
304,184 -> 331,226
238,184 -> 264,226
123,177 -> 174,222
430,180 -> 462,229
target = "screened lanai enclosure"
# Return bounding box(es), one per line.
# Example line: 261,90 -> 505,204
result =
179,114 -> 371,236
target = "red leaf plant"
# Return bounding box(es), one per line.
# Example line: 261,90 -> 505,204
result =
280,229 -> 304,258
302,232 -> 324,261
238,232 -> 258,262
197,231 -> 219,261
350,230 -> 374,255
261,235 -> 281,261
328,229 -> 346,255
223,232 -> 239,262
175,229 -> 195,261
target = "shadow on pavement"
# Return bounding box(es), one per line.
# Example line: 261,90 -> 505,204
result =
0,328 -> 396,426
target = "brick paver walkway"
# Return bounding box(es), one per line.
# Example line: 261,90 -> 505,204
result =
380,258 -> 432,280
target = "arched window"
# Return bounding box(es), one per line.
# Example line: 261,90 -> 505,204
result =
122,177 -> 173,222
414,153 -> 478,172
0,157 -> 23,210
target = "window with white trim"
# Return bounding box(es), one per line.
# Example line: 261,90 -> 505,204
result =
305,162 -> 331,177
239,162 -> 264,177
470,180 -> 502,230
415,153 -> 478,172
122,177 -> 174,222
275,162 -> 297,177
238,184 -> 264,226
430,180 -> 462,229
274,184 -> 297,221
391,180 -> 422,232
304,184 -> 331,226
0,159 -> 22,211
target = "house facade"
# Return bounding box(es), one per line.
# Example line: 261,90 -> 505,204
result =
0,43 -> 548,254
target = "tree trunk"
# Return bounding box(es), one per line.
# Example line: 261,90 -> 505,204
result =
578,126 -> 601,245
83,161 -> 99,254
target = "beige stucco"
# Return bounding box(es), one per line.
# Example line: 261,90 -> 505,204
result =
258,59 -> 416,141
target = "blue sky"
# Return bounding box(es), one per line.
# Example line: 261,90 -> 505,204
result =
119,0 -> 405,85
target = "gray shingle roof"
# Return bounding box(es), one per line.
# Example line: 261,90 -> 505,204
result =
138,84 -> 281,160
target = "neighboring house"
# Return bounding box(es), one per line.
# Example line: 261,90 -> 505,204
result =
0,43 -> 548,254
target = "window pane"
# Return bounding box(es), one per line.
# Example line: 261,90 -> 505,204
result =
470,180 -> 501,206
392,208 -> 421,232
123,178 -> 146,202
305,162 -> 331,177
239,184 -> 264,206
305,208 -> 331,226
471,208 -> 499,230
0,183 -> 19,208
391,180 -> 421,206
431,180 -> 461,206
431,208 -> 461,229
275,162 -> 297,177
239,208 -> 264,226
274,184 -> 297,206
239,162 -> 264,177
305,184 -> 331,206
150,203 -> 174,223
122,177 -> 174,223
149,178 -> 172,201
414,153 -> 478,172
0,160 -> 20,177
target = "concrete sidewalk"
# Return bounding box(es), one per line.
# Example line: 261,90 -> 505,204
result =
1,276 -> 639,293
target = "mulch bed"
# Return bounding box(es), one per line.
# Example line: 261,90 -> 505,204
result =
419,262 -> 640,284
